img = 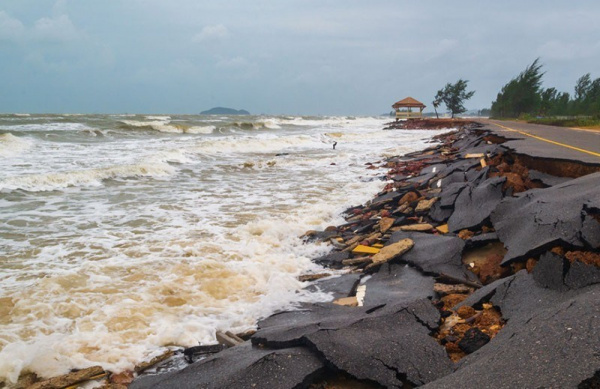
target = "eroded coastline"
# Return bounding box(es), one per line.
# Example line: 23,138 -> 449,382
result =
16,120 -> 600,389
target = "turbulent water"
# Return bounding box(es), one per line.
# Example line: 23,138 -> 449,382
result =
0,113 -> 447,383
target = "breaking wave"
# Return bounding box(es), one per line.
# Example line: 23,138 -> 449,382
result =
232,120 -> 281,130
120,120 -> 215,134
0,133 -> 32,157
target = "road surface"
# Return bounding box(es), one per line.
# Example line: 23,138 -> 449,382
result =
479,119 -> 600,165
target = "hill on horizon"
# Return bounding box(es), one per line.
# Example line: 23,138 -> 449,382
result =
200,107 -> 250,115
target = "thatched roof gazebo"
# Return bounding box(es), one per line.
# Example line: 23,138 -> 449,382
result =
392,97 -> 426,120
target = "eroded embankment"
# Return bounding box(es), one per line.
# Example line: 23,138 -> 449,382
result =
25,123 -> 600,389
129,123 -> 600,389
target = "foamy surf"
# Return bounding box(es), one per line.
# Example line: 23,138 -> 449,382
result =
0,113 -> 446,384
0,162 -> 175,192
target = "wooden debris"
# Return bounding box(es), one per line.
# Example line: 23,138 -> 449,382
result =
464,153 -> 485,158
433,283 -> 474,296
298,273 -> 331,282
378,217 -> 395,233
216,331 -> 244,347
415,198 -> 437,212
135,350 -> 175,373
342,257 -> 373,266
400,223 -> 434,232
333,296 -> 358,307
29,366 -> 105,389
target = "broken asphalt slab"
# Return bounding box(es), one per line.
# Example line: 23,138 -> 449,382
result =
305,273 -> 361,300
424,272 -> 600,389
304,300 -> 452,388
129,343 -> 325,389
447,176 -> 506,232
491,172 -> 600,264
363,263 -> 434,307
388,231 -> 478,283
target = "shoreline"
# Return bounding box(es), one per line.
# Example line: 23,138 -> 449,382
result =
17,119 -> 600,388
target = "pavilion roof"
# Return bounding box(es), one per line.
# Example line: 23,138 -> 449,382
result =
392,97 -> 426,109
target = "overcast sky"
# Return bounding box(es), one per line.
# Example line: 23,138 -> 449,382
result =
1,1 -> 599,115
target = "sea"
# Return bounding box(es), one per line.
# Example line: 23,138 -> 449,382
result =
0,113 -> 448,383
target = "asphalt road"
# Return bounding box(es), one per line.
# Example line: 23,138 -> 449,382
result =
479,119 -> 600,165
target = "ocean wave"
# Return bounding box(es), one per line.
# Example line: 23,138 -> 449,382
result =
0,162 -> 175,192
232,120 -> 281,130
0,133 -> 32,157
120,120 -> 214,134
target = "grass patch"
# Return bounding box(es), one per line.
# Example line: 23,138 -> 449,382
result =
527,117 -> 600,128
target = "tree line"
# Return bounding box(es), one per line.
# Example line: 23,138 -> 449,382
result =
491,58 -> 600,118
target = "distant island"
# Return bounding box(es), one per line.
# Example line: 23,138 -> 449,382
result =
200,107 -> 250,115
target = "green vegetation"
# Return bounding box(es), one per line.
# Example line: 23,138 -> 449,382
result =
434,79 -> 475,118
491,59 -> 600,125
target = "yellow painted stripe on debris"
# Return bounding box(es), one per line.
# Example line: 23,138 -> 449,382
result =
352,245 -> 380,255
491,122 -> 600,158
436,224 -> 449,234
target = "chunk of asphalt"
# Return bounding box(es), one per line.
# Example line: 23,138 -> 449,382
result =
129,343 -> 325,389
439,182 -> 469,208
251,303 -> 370,349
532,251 -> 568,291
303,299 -> 452,388
423,279 -> 600,389
363,263 -> 434,307
490,270 -> 588,323
313,251 -> 350,269
429,201 -> 454,223
458,328 -> 490,354
491,172 -> 600,265
448,176 -> 506,233
389,231 -> 478,283
440,171 -> 466,187
370,191 -> 402,208
454,275 -> 516,310
421,164 -> 448,175
564,260 -> 600,290
436,159 -> 482,178
406,172 -> 437,188
305,274 -> 361,300
581,209 -> 600,249
465,232 -> 499,249
528,169 -> 572,187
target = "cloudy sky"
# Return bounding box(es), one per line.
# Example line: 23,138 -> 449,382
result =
1,1 -> 599,115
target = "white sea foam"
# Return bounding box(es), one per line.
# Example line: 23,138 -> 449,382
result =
0,162 -> 175,192
0,133 -> 32,157
185,125 -> 215,134
145,116 -> 171,121
0,123 -> 94,134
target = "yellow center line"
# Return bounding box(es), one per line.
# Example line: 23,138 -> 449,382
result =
490,122 -> 600,158
569,127 -> 600,133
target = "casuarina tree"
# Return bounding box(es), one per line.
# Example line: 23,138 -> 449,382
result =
435,79 -> 475,118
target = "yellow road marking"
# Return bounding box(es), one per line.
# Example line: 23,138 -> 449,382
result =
490,122 -> 600,158
569,127 -> 600,133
